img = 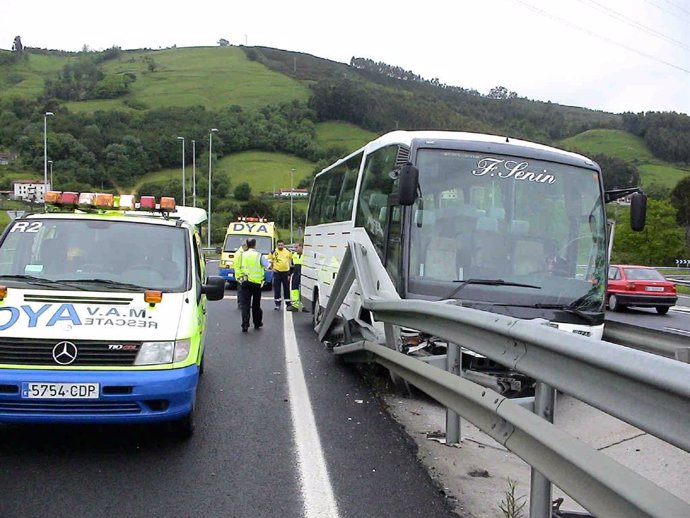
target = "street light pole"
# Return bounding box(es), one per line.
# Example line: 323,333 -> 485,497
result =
290,168 -> 295,244
177,136 -> 186,206
192,139 -> 196,207
48,160 -> 53,189
43,111 -> 53,208
208,128 -> 218,248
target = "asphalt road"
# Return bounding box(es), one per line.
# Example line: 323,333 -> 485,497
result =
605,297 -> 690,335
0,293 -> 457,518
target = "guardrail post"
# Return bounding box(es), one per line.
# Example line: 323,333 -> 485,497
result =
529,382 -> 556,518
676,348 -> 690,364
445,343 -> 461,445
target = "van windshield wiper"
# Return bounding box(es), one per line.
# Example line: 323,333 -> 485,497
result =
0,274 -> 89,290
444,278 -> 541,299
58,278 -> 147,291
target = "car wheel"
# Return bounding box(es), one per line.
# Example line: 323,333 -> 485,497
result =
656,306 -> 670,315
608,294 -> 624,312
312,296 -> 323,329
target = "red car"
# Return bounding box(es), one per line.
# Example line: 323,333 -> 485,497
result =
607,265 -> 678,314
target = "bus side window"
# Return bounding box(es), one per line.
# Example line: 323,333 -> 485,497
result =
355,145 -> 399,259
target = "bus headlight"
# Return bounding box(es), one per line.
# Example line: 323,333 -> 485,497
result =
135,340 -> 192,365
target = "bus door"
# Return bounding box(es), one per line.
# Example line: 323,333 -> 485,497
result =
382,198 -> 403,294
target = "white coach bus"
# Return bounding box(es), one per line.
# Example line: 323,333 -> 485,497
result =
301,131 -> 645,389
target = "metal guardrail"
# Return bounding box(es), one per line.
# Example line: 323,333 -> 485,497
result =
604,320 -> 690,363
321,242 -> 690,518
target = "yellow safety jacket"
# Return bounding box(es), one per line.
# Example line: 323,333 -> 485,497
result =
272,248 -> 292,272
241,249 -> 264,284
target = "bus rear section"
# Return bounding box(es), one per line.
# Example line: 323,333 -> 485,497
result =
218,218 -> 277,287
0,193 -> 225,438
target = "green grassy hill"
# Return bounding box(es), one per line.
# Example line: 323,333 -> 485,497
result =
315,122 -> 378,152
560,129 -> 690,189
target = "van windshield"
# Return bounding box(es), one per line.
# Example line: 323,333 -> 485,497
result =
223,235 -> 273,255
0,218 -> 188,292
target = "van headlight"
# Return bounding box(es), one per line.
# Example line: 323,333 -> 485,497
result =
135,339 -> 191,365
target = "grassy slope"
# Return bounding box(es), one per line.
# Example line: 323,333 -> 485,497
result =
0,52 -> 72,99
315,121 -> 378,152
63,47 -> 310,112
560,129 -> 690,189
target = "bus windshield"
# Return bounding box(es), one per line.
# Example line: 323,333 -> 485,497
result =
0,218 -> 188,292
407,149 -> 606,312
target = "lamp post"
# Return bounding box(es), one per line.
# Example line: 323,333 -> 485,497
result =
43,111 -> 54,207
208,128 -> 218,248
192,139 -> 196,207
290,167 -> 295,244
48,160 -> 53,189
177,136 -> 186,206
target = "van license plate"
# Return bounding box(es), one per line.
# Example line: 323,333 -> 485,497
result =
22,383 -> 99,399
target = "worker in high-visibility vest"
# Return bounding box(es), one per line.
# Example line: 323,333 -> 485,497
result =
287,242 -> 305,312
238,238 -> 270,332
234,241 -> 248,308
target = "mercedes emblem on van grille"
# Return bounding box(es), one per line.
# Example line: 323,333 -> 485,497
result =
52,341 -> 78,365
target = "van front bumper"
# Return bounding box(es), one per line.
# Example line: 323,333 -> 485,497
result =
0,365 -> 198,424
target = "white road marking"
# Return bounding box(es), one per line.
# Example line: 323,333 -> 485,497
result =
283,311 -> 340,518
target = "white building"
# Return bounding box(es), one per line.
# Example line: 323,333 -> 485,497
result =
278,188 -> 309,198
13,180 -> 50,203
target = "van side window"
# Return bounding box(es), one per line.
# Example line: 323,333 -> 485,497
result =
193,233 -> 203,299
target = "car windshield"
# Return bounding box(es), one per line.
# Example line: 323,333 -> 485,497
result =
408,149 -> 606,312
223,235 -> 272,254
0,218 -> 188,292
624,268 -> 665,281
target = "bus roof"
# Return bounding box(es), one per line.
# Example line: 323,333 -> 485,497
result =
318,130 -> 597,177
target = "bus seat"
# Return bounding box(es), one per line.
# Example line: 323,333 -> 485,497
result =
509,220 -> 530,235
368,193 -> 388,214
488,207 -> 505,220
413,209 -> 435,227
473,217 -> 506,270
424,236 -> 458,280
513,239 -> 546,275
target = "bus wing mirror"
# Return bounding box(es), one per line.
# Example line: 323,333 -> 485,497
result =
398,164 -> 419,206
630,192 -> 647,231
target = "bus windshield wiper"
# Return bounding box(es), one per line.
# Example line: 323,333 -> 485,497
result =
58,278 -> 147,291
444,278 -> 541,299
487,302 -> 598,325
0,274 -> 89,290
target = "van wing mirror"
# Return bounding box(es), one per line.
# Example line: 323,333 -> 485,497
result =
398,163 -> 419,206
202,275 -> 226,301
630,192 -> 647,232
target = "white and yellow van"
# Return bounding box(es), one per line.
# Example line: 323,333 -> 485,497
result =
218,217 -> 277,287
0,192 -> 224,438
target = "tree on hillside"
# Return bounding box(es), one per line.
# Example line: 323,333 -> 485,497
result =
234,182 -> 251,200
12,36 -> 22,52
670,176 -> 690,246
612,199 -> 686,266
590,153 -> 641,191
218,39 -> 230,47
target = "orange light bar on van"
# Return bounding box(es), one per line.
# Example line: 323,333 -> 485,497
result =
45,191 -> 62,204
59,192 -> 79,206
0,285 -> 6,301
94,193 -> 114,208
144,290 -> 163,304
78,193 -> 96,207
118,194 -> 136,210
139,196 -> 156,210
160,197 -> 176,211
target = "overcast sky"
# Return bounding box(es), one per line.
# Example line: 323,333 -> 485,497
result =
2,0 -> 688,114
